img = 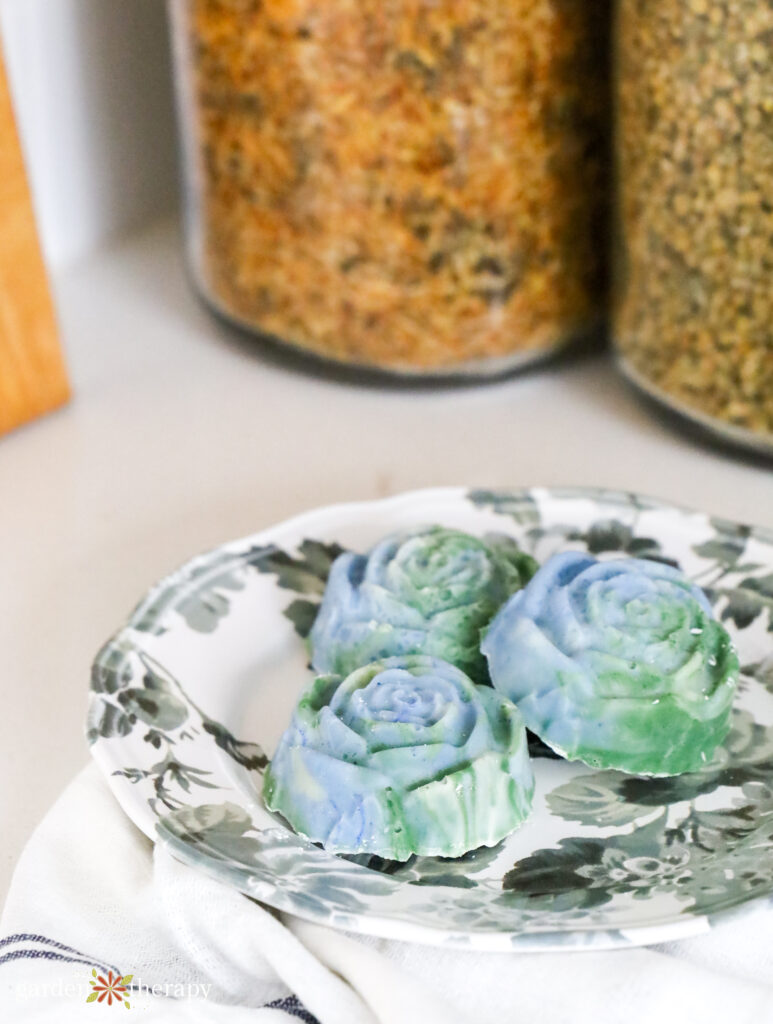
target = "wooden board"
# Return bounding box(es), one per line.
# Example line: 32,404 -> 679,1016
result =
0,44 -> 69,437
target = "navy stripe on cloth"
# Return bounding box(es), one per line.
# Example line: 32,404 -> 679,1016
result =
0,935 -> 153,996
265,994 -> 321,1023
0,934 -> 121,976
1,933 -> 321,1017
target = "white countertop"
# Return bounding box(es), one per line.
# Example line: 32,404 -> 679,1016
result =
1,217 -> 771,906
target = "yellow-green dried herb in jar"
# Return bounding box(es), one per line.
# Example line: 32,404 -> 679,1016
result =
615,0 -> 773,442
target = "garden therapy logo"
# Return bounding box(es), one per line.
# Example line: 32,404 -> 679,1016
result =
86,969 -> 132,1009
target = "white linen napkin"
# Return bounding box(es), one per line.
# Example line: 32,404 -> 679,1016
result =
2,764 -> 773,1023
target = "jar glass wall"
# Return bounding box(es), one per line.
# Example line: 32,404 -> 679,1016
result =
169,0 -> 610,376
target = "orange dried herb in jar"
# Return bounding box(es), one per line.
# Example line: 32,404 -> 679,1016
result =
169,0 -> 610,374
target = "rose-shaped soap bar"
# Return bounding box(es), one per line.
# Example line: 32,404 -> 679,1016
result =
482,551 -> 739,775
263,655 -> 534,859
310,526 -> 536,684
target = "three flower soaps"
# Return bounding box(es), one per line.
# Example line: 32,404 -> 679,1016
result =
264,527 -> 739,860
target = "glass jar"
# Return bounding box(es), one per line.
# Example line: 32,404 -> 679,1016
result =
614,0 -> 773,453
168,0 -> 610,376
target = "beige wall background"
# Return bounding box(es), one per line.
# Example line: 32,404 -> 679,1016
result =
0,0 -> 178,269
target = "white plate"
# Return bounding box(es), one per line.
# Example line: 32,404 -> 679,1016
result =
88,487 -> 773,951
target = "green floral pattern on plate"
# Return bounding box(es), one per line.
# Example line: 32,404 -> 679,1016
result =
87,487 -> 773,951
